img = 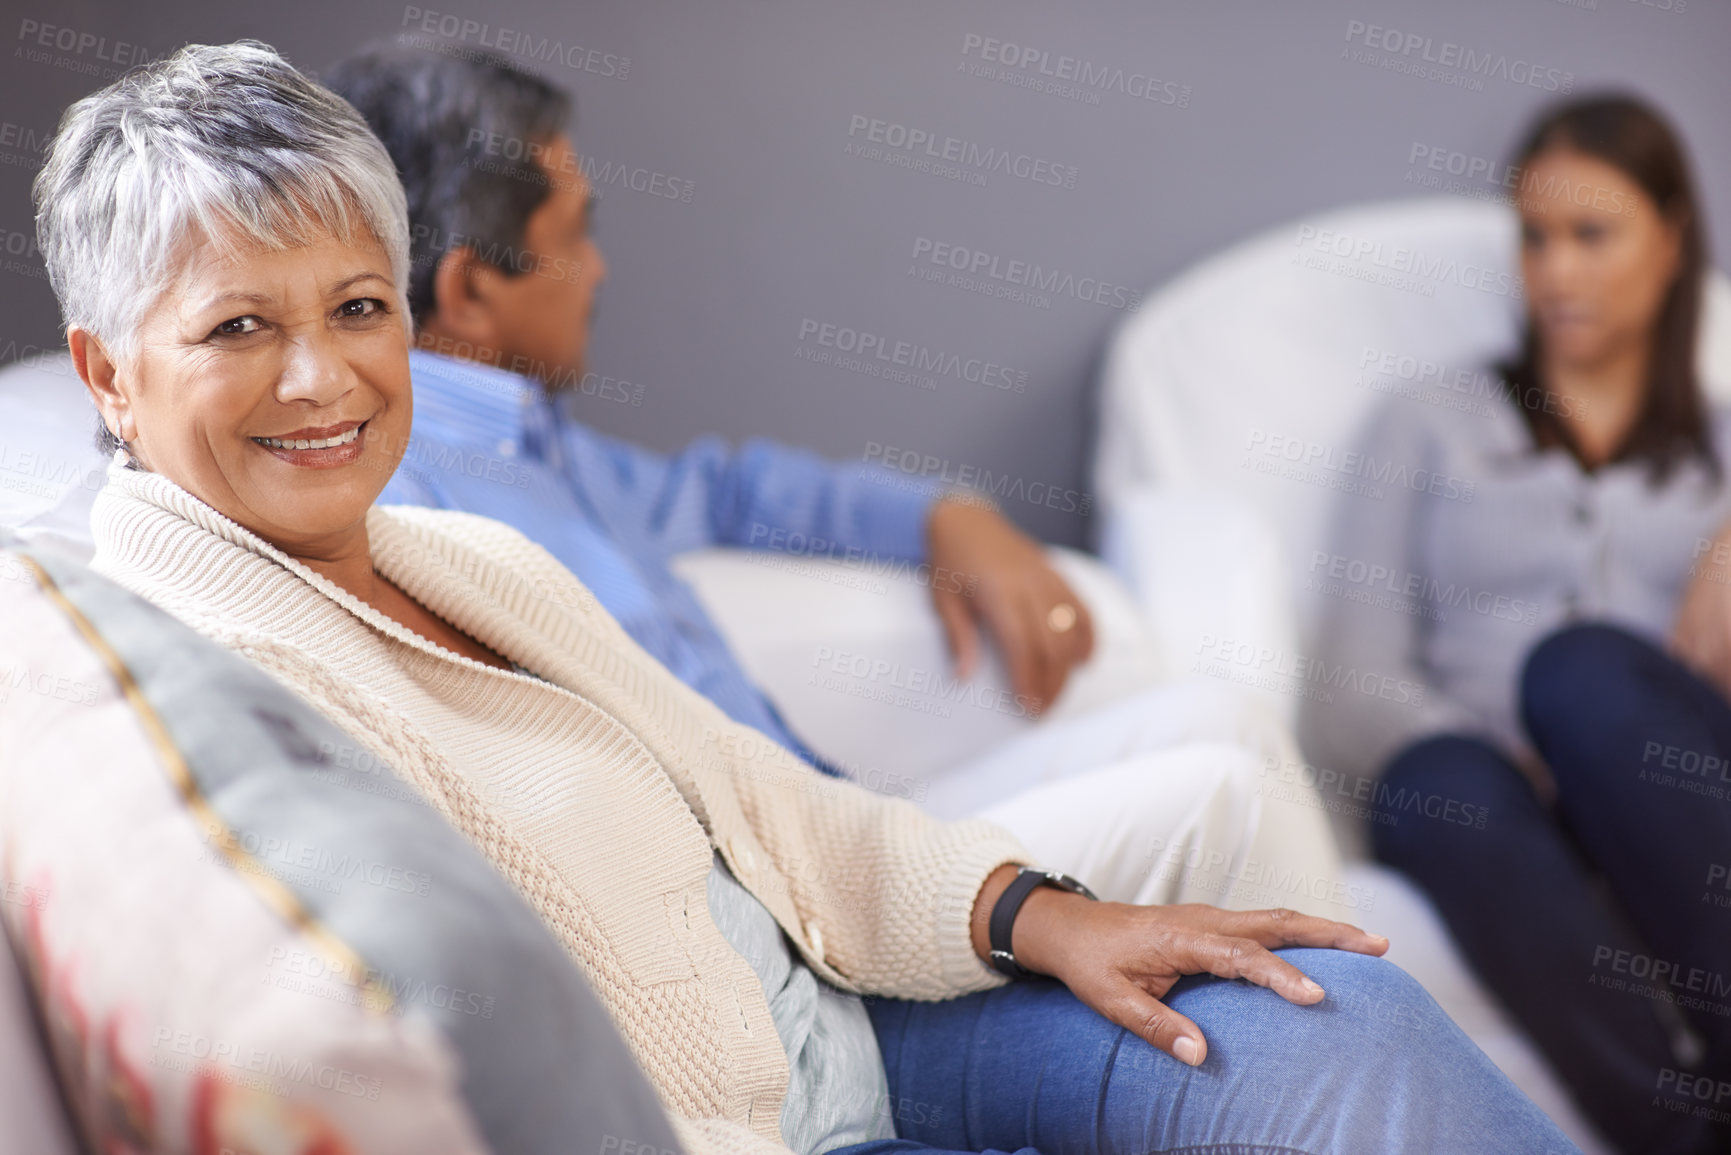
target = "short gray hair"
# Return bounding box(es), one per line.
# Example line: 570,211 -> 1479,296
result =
34,40 -> 411,379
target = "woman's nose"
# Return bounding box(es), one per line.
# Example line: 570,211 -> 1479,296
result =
1541,239 -> 1592,287
275,331 -> 354,403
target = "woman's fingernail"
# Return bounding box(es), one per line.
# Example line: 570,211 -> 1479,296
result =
1302,979 -> 1325,999
1174,1036 -> 1200,1065
1370,934 -> 1389,948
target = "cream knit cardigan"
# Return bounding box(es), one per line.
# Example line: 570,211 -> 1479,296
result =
89,465 -> 1032,1155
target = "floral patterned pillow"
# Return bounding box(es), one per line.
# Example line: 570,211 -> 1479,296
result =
0,544 -> 682,1155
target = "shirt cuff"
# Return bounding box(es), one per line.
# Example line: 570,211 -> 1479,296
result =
852,464 -> 945,562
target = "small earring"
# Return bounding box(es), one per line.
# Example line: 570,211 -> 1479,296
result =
111,444 -> 132,469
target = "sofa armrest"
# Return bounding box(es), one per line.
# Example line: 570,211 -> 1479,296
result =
1097,485 -> 1300,724
670,546 -> 1159,784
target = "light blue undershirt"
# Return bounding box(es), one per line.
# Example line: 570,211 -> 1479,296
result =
705,855 -> 895,1155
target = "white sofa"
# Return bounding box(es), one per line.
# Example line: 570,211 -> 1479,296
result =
18,196 -> 1716,1147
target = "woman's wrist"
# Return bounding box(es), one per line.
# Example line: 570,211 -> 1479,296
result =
1008,885 -> 1092,976
970,863 -> 1094,978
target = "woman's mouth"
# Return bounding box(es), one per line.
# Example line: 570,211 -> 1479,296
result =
254,426 -> 361,450
1540,305 -> 1594,330
252,420 -> 370,468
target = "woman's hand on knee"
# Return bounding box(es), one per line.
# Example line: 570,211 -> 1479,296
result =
1012,898 -> 1389,1067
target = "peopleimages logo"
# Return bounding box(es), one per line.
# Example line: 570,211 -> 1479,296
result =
846,114 -> 1078,188
958,33 -> 1191,108
1245,428 -> 1477,502
400,6 -> 630,78
0,120 -> 50,169
1294,224 -> 1524,299
797,319 -> 1027,394
1357,345 -> 1584,420
1405,144 -> 1637,218
1307,550 -> 1540,626
15,19 -> 163,72
1342,20 -> 1574,94
863,442 -> 1092,516
1193,633 -> 1429,708
463,129 -> 694,203
909,237 -> 1141,311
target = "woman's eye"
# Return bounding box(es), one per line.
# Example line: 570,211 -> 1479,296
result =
337,297 -> 386,319
1575,223 -> 1606,244
212,315 -> 263,337
1521,225 -> 1545,250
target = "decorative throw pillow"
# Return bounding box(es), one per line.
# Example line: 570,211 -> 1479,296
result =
0,541 -> 683,1155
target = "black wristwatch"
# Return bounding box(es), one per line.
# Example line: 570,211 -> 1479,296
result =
987,866 -> 1099,979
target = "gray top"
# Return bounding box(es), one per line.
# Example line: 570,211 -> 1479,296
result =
705,854 -> 895,1155
1299,392 -> 1731,779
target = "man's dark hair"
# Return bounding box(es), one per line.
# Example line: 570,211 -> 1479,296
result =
324,46 -> 573,324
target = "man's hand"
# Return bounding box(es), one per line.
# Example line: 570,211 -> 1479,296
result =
927,497 -> 1094,715
970,866 -> 1388,1066
1672,527 -> 1731,698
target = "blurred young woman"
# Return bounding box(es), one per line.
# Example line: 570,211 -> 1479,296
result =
1303,96 -> 1731,1155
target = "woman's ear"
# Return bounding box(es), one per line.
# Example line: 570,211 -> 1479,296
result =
68,327 -> 135,444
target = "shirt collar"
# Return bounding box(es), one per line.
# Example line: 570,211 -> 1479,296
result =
407,349 -> 546,458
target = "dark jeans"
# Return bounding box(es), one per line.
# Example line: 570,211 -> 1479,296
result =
834,949 -> 1578,1155
1372,623 -> 1731,1155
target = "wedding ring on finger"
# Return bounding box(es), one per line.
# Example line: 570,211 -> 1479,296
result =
1046,603 -> 1078,634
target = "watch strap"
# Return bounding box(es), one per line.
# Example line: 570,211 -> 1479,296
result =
987,867 -> 1097,979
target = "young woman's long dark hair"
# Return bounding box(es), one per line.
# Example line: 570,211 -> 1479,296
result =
1497,94 -> 1711,482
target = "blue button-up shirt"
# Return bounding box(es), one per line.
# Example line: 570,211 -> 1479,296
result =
379,351 -> 938,764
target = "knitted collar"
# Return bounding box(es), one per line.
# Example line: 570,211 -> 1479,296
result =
90,461 -> 568,684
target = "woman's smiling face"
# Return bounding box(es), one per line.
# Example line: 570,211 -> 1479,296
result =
93,228 -> 413,558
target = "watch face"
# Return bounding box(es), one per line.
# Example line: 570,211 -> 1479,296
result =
1043,871 -> 1099,901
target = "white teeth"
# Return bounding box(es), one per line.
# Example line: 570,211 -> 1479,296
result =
255,425 -> 362,450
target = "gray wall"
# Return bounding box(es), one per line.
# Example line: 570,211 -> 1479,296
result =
2,0 -> 1726,544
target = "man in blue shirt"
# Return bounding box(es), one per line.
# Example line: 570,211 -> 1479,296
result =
326,47 -> 1346,913
328,48 -> 1096,766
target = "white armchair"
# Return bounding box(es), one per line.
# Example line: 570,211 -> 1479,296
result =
1084,195 -> 1731,1154
1093,197 -> 1731,709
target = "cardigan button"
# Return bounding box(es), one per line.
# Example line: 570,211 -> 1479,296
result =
805,922 -> 825,961
729,838 -> 757,879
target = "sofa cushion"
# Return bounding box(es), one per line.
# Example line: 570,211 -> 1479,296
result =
0,540 -> 682,1155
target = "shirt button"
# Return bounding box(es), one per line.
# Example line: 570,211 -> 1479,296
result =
805,922 -> 825,961
496,440 -> 517,459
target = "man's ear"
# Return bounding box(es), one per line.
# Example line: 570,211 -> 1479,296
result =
68,326 -> 134,444
423,245 -> 502,347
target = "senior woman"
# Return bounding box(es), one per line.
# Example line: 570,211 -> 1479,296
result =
35,42 -> 1580,1155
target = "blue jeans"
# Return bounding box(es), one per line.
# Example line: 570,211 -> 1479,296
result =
1373,624 -> 1731,1155
838,948 -> 1578,1155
